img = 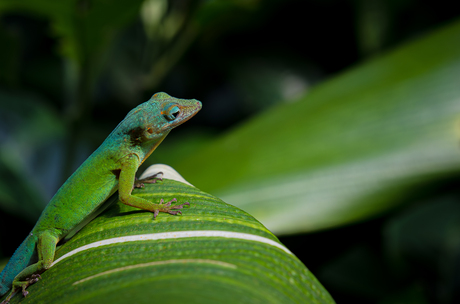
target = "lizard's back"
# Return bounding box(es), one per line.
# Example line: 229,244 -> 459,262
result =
32,143 -> 122,239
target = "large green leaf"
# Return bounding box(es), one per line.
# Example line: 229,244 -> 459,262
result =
3,179 -> 334,304
172,19 -> 460,234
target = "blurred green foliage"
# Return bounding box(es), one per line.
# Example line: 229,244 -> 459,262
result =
1,0 -> 460,303
174,19 -> 460,235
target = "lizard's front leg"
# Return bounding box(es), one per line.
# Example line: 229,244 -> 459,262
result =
119,155 -> 189,219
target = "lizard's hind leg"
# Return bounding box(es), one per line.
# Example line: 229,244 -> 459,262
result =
5,232 -> 58,303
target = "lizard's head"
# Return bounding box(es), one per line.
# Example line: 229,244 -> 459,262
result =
123,92 -> 202,145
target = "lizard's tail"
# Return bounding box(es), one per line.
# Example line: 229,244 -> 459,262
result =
0,234 -> 37,296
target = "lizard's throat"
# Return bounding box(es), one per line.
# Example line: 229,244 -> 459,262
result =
140,134 -> 168,165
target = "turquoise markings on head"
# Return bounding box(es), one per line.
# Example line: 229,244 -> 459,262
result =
114,92 -> 202,146
148,92 -> 202,132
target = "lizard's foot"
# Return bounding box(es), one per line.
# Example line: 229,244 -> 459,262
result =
1,274 -> 42,303
153,198 -> 190,219
134,172 -> 164,189
21,274 -> 41,297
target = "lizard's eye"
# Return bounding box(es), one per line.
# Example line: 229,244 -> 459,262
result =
164,105 -> 180,121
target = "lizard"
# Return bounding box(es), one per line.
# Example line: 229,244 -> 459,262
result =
0,92 -> 201,303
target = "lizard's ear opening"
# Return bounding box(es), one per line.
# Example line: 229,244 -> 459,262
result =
163,105 -> 180,121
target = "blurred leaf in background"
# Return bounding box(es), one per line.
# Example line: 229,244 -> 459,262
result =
174,19 -> 460,234
1,0 -> 460,303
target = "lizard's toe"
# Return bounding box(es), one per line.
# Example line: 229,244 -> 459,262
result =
167,210 -> 182,216
171,202 -> 190,209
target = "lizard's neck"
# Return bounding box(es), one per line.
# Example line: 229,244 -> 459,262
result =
139,133 -> 168,165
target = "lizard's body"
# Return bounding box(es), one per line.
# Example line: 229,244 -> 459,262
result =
0,92 -> 201,303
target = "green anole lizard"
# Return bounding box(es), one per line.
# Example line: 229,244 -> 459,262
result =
0,92 -> 201,303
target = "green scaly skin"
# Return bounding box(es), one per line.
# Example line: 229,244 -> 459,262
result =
0,92 -> 201,303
